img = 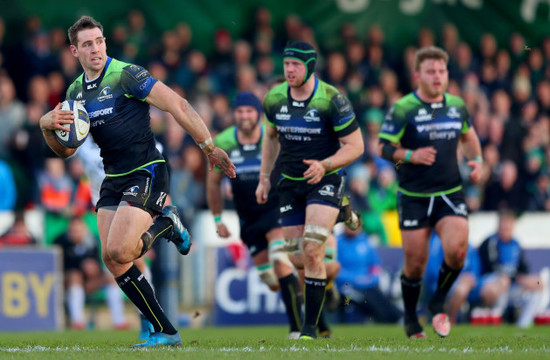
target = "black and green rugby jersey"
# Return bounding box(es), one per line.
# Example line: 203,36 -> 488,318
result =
66,57 -> 163,176
379,92 -> 472,196
263,77 -> 358,180
214,123 -> 278,215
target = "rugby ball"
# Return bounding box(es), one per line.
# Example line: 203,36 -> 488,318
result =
55,100 -> 90,148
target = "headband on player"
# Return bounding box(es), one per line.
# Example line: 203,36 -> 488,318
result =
283,41 -> 317,82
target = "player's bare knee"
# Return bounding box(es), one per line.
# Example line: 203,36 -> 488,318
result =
107,246 -> 133,265
288,253 -> 304,269
404,265 -> 424,279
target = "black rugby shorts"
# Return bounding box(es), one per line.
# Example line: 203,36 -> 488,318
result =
96,162 -> 170,216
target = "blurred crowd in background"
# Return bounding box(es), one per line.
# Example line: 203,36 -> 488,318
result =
1,8 -> 550,247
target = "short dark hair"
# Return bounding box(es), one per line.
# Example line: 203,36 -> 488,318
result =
68,15 -> 103,46
498,207 -> 517,221
414,46 -> 449,71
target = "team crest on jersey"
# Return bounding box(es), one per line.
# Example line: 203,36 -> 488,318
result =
447,106 -> 461,119
318,185 -> 334,196
98,86 -> 114,102
304,109 -> 320,122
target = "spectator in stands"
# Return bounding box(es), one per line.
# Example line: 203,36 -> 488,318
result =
336,226 -> 402,323
477,209 -> 545,327
54,216 -> 128,330
0,74 -> 26,158
125,9 -> 151,64
364,165 -> 397,246
0,212 -> 36,247
38,157 -> 74,244
210,29 -> 235,94
528,169 -> 550,211
483,160 -> 526,212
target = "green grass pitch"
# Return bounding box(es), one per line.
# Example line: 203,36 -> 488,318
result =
0,325 -> 549,359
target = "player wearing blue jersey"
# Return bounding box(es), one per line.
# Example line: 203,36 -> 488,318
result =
39,15 -> 235,348
477,209 -> 544,328
378,46 -> 482,338
257,41 -> 364,339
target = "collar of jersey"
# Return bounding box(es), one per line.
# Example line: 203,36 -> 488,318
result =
82,57 -> 112,84
413,91 -> 447,108
287,76 -> 318,108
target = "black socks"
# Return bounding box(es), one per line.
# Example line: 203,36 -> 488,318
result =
278,273 -> 303,332
301,277 -> 327,337
116,264 -> 177,335
429,262 -> 463,314
400,273 -> 422,324
140,216 -> 173,257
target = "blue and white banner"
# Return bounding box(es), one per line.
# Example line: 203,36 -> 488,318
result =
213,247 -> 287,325
0,247 -> 62,331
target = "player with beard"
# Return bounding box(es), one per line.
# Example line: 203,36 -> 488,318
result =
257,41 -> 364,339
377,46 -> 482,338
207,92 -> 303,338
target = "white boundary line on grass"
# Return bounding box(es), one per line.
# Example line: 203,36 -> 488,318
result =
1,345 -> 550,354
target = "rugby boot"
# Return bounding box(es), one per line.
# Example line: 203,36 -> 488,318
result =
428,298 -> 451,337
338,196 -> 362,231
405,320 -> 427,339
287,331 -> 301,340
162,205 -> 192,255
132,331 -> 183,348
431,313 -> 451,337
138,316 -> 155,341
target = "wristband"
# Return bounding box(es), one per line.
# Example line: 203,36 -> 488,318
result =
405,150 -> 412,163
260,172 -> 271,177
198,138 -> 215,155
381,142 -> 398,162
473,156 -> 483,163
213,215 -> 222,224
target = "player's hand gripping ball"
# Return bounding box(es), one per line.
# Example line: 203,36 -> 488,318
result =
55,100 -> 90,148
